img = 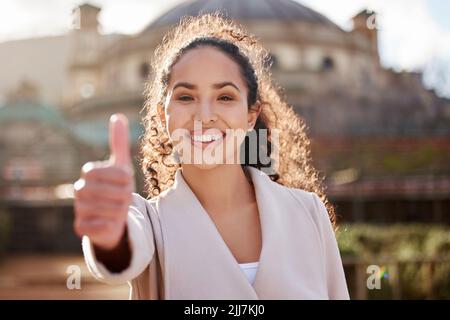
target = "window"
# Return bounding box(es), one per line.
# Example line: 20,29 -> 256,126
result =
80,83 -> 95,98
322,56 -> 334,71
139,62 -> 150,80
271,43 -> 301,71
265,53 -> 278,69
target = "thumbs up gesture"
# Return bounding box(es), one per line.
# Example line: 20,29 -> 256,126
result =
74,114 -> 135,251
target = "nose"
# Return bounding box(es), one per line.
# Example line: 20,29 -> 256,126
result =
194,101 -> 218,124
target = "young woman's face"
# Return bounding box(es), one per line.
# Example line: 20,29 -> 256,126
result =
160,46 -> 260,169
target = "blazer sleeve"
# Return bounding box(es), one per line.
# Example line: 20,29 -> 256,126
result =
310,192 -> 350,300
82,192 -> 156,285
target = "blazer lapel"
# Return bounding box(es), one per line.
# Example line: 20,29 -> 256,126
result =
157,166 -> 325,299
248,167 -> 328,299
158,167 -> 259,299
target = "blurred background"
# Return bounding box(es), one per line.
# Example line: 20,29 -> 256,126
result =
0,0 -> 449,299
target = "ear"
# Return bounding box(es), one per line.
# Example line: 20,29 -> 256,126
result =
156,103 -> 166,127
247,100 -> 261,131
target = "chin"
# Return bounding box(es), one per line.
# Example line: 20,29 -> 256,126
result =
180,145 -> 237,170
191,162 -> 221,170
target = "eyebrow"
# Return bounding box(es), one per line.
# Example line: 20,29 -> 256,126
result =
172,81 -> 241,92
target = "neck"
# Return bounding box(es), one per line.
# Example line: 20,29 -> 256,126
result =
180,164 -> 255,215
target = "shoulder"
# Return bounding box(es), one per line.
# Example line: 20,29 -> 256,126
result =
252,168 -> 324,222
284,186 -> 316,207
286,187 -> 327,218
265,178 -> 319,213
250,167 -> 323,211
282,185 -> 332,236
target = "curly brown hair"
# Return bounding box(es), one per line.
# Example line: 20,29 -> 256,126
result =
139,13 -> 337,228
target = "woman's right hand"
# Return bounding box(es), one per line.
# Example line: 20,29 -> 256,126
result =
73,113 -> 135,252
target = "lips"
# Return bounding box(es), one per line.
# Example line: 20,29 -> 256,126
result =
190,128 -> 224,136
189,129 -> 226,147
192,135 -> 222,143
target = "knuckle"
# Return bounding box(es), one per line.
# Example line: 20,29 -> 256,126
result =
104,204 -> 125,218
118,189 -> 132,203
116,166 -> 133,182
75,201 -> 94,218
82,161 -> 107,180
112,205 -> 126,216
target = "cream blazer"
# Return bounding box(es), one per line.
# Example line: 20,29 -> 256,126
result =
82,166 -> 350,300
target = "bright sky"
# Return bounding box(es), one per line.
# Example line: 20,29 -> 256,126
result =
1,0 -> 449,96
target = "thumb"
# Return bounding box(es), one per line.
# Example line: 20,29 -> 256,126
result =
109,113 -> 132,167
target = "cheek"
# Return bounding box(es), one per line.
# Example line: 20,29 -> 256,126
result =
166,104 -> 191,135
221,104 -> 249,130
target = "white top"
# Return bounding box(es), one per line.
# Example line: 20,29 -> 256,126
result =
238,261 -> 259,285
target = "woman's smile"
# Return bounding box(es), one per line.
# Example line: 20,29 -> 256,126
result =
190,129 -> 226,150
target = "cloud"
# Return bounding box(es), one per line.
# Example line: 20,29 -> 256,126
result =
97,0 -> 183,34
300,0 -> 366,29
375,0 -> 450,70
0,0 -> 77,40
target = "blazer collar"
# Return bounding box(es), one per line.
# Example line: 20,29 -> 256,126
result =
158,166 -> 288,299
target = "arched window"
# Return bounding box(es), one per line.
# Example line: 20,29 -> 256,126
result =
322,56 -> 334,71
139,62 -> 150,80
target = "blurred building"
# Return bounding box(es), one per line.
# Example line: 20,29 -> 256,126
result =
1,0 -> 449,252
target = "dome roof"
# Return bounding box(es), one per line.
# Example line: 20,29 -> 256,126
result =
144,0 -> 341,31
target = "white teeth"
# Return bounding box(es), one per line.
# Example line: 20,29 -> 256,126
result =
192,134 -> 223,142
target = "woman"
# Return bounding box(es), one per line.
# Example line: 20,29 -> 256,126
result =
74,14 -> 349,300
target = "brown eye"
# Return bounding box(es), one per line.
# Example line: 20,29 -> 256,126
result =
219,95 -> 233,101
178,95 -> 194,101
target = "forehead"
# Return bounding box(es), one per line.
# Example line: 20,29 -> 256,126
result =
168,46 -> 246,88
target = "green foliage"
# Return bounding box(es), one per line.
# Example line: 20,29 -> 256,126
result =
336,224 -> 450,299
337,223 -> 450,259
